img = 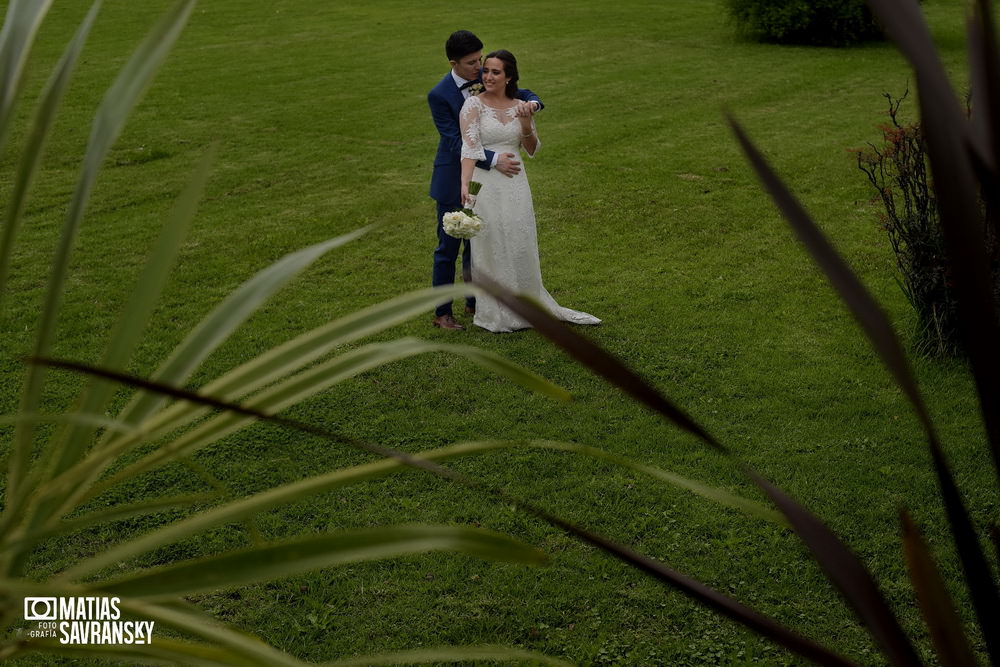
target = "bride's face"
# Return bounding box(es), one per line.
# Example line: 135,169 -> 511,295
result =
482,57 -> 508,93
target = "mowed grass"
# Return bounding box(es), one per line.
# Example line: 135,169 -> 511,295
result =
1,0 -> 992,664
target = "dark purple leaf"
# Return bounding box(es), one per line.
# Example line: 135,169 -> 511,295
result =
867,0 -> 1000,488
927,437 -> 1000,665
900,510 -> 978,667
747,471 -> 921,666
728,117 -> 934,435
474,275 -> 726,453
731,106 -> 1000,666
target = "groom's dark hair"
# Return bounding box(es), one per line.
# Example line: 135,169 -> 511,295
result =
445,30 -> 483,61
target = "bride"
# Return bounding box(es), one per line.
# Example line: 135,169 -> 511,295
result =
459,50 -> 601,333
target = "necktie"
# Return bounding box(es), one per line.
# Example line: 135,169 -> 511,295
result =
459,80 -> 478,90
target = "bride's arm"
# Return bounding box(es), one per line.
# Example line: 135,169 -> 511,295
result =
519,115 -> 539,157
459,98 -> 486,205
460,158 -> 476,207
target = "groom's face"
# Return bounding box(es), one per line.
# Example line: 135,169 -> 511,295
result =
451,50 -> 483,82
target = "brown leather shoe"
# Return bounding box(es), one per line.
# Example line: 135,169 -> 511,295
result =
432,314 -> 465,330
464,305 -> 476,315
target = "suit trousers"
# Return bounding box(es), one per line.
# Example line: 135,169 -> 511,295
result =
432,201 -> 476,317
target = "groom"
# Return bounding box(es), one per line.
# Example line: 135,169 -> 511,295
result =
428,30 -> 542,330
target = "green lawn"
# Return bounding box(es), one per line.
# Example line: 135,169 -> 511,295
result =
1,0 -> 992,664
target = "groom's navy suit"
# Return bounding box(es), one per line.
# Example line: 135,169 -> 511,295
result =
428,72 -> 542,317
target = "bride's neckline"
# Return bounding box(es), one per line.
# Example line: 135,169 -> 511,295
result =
475,97 -> 518,111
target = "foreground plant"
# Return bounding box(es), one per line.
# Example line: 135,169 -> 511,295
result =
473,0 -> 998,663
0,1 -> 782,664
0,2 -> 571,662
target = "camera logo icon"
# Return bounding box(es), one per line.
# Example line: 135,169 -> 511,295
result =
24,597 -> 58,621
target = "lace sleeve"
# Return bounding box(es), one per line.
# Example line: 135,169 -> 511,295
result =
460,97 -> 486,162
522,117 -> 540,158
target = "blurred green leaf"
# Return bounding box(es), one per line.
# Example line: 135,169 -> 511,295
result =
16,146 -> 221,546
55,333 -> 565,512
12,636 -> 258,667
95,284 -> 480,458
106,226 -> 371,439
10,0 -> 198,549
4,493 -> 217,551
98,526 -> 546,600
0,0 -> 55,153
324,645 -> 575,666
45,145 -> 216,479
55,440 -> 538,581
0,1 -> 100,308
528,440 -> 783,524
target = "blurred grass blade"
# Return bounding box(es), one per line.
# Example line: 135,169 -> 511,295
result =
4,492 -> 217,551
106,227 -> 370,437
0,412 -> 134,433
0,0 -> 55,153
0,1 -> 101,308
72,284 -> 478,493
72,336 -> 567,505
54,439 -> 530,581
39,362 -> 851,667
4,149 -> 218,562
1,0 -> 98,519
732,119 -> 1000,667
469,281 -> 882,664
473,275 -> 725,453
324,645 -> 574,666
734,20 -> 1000,664
10,0 -> 198,526
528,440 -> 783,524
439,340 -> 571,401
10,638 -> 263,667
899,510 -> 978,667
728,116 -> 935,437
37,145 -> 216,504
730,110 -> 1000,665
188,284 -> 482,403
866,0 -> 1000,482
98,526 -> 546,600
746,471 -> 920,666
118,598 -> 308,667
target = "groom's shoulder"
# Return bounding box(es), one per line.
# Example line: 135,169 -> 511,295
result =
429,73 -> 453,95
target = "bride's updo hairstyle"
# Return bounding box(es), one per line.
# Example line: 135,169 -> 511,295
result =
485,49 -> 519,99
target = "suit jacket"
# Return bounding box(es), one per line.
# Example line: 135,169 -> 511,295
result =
428,73 -> 542,205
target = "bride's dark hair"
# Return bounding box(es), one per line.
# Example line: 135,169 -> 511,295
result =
484,49 -> 519,99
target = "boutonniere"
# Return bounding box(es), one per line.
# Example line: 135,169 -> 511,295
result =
468,82 -> 484,96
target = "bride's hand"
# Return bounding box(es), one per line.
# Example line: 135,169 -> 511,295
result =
460,182 -> 470,207
514,100 -> 537,118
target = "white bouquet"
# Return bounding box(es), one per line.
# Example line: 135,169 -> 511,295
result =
442,182 -> 484,239
442,209 -> 483,239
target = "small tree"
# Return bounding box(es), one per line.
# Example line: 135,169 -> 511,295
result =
856,91 -> 1000,356
725,0 -> 884,46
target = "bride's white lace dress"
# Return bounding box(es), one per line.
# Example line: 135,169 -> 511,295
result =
460,95 -> 601,333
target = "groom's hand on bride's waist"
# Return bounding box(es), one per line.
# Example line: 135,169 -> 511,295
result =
496,153 -> 521,177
